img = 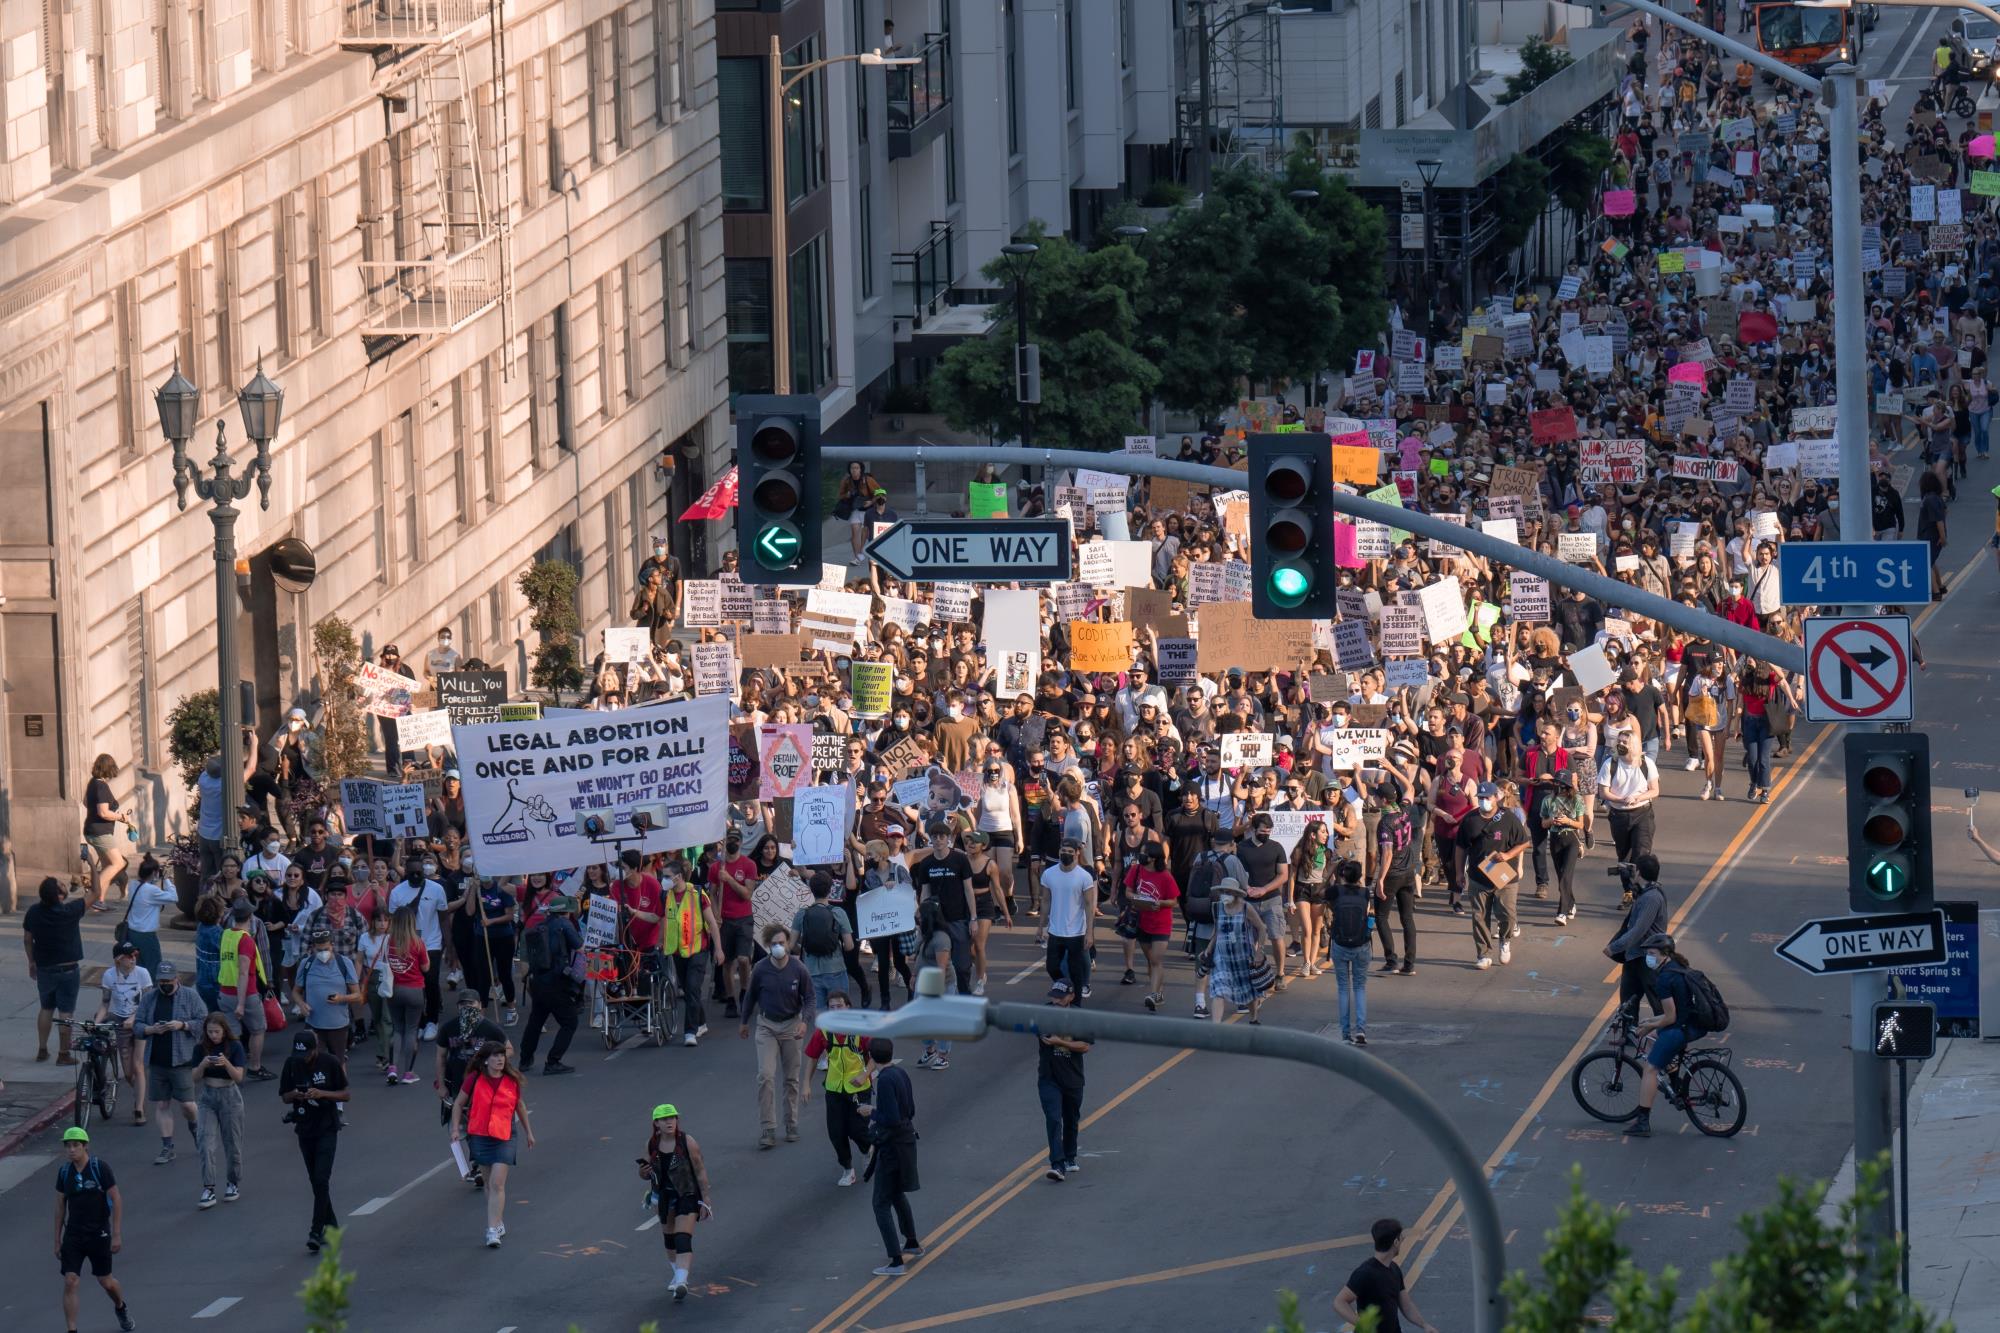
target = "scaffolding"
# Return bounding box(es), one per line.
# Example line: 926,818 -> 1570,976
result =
1178,2 -> 1289,181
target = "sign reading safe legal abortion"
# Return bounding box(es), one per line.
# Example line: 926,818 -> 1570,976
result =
864,519 -> 1073,583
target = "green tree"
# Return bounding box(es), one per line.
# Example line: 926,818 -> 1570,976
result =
519,560 -> 585,705
311,616 -> 370,782
1498,35 -> 1575,105
1490,153 -> 1552,254
1548,127 -> 1616,220
166,690 -> 221,791
1282,142 -> 1390,378
928,223 -> 1159,450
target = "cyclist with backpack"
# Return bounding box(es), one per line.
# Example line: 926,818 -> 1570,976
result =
792,872 -> 856,1010
1327,860 -> 1374,1045
1629,932 -> 1727,1138
518,894 -> 583,1074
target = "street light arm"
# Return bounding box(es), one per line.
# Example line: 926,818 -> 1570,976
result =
780,49 -> 920,94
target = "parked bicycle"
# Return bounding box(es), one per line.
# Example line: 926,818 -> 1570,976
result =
59,1018 -> 123,1131
1570,1013 -> 1747,1137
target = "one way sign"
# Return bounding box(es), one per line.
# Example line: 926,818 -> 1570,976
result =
864,518 -> 1073,583
1775,909 -> 1947,975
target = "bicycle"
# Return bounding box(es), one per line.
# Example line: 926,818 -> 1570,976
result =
1570,1013 -> 1747,1137
59,1019 -> 124,1132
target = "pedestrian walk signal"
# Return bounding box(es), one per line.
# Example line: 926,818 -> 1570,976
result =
1845,733 -> 1932,915
1872,1001 -> 1936,1061
1248,433 -> 1335,619
735,394 -> 821,585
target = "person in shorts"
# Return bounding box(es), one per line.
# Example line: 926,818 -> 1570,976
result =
134,963 -> 206,1165
641,1104 -> 712,1302
54,1126 -> 134,1333
707,831 -> 758,1017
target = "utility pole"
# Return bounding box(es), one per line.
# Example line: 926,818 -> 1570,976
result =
1195,0 -> 1213,195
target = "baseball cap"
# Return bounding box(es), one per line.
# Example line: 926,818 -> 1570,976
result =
63,1126 -> 89,1144
1476,782 -> 1499,798
1048,979 -> 1073,1000
113,941 -> 139,958
458,990 -> 485,1008
308,926 -> 332,944
287,707 -> 308,722
884,824 -> 908,839
652,1103 -> 680,1121
546,895 -> 578,915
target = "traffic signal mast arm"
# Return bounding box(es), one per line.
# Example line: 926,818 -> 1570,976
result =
823,442 -> 1806,674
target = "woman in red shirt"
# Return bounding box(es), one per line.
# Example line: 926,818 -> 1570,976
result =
449,1041 -> 535,1248
1734,662 -> 1797,804
1122,845 -> 1181,1013
385,907 -> 429,1085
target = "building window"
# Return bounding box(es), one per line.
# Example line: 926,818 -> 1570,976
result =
725,258 -> 772,396
1364,94 -> 1381,129
654,0 -> 686,123
719,59 -> 766,211
588,17 -> 625,165
1120,0 -> 1135,69
1064,0 -> 1077,110
859,185 -> 875,301
1005,1 -> 1019,155
1394,71 -> 1405,126
946,123 -> 959,204
783,36 -> 827,206
853,0 -> 869,141
664,219 -> 696,368
370,428 -> 392,584
789,233 -> 831,394
114,281 -> 144,463
396,411 -> 423,567
528,318 -> 560,470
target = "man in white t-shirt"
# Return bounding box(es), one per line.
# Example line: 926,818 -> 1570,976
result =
387,859 -> 448,1038
97,942 -> 153,1119
243,835 -> 291,885
1041,837 -> 1098,1002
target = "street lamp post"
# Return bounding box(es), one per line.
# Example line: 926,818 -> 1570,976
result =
767,40 -> 920,394
1416,157 -> 1444,338
1000,241 -> 1041,453
155,359 -> 284,856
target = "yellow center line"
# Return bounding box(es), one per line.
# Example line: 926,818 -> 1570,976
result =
1405,540 -> 1983,1289
857,1233 -> 1375,1333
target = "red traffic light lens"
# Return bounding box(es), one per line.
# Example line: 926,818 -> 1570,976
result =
1862,763 -> 1906,800
1267,509 -> 1311,555
1264,457 -> 1311,504
1863,810 -> 1909,847
753,473 -> 801,514
751,422 -> 800,466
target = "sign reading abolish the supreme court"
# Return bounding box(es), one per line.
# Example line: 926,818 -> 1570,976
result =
454,695 -> 729,874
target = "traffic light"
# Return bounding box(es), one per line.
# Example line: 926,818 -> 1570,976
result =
734,394 -> 821,585
1845,732 -> 1932,914
1247,433 -> 1336,619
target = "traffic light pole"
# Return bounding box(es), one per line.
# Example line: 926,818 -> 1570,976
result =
822,443 -> 1807,672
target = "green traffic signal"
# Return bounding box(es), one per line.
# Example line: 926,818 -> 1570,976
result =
754,522 -> 801,569
1269,564 -> 1311,607
1867,856 -> 1908,900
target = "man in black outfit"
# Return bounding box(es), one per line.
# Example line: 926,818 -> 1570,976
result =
1333,1217 -> 1439,1333
279,1029 -> 350,1251
519,895 -> 584,1076
53,1126 -> 134,1333
1605,853 -> 1669,1024
1036,980 -> 1092,1181
914,822 -> 976,994
862,1039 -> 923,1276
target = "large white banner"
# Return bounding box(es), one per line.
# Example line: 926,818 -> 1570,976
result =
453,694 -> 730,874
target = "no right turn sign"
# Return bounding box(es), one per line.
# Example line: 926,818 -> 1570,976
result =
1804,615 -> 1913,722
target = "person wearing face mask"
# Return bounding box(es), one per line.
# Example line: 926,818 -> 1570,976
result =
1233,814 -> 1291,989
244,834 -> 291,887
930,690 -> 980,773
291,927 -> 362,1068
737,924 -> 813,1149
708,831 -> 759,1019
423,626 -> 462,692
132,962 -> 207,1166
388,857 -> 449,1039
218,900 -> 274,1080
1456,783 -> 1528,970
1626,932 -> 1709,1139
1040,836 -> 1098,1001
1604,852 -> 1668,1025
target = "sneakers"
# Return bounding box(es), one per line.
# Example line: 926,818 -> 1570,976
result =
154,1147 -> 176,1165
973,977 -> 987,996
420,1022 -> 439,1042
1398,963 -> 1415,976
503,1009 -> 518,1026
117,1304 -> 136,1332
400,1072 -> 421,1084
1511,926 -> 1521,938
542,1061 -> 576,1076
485,1226 -> 502,1248
1353,1032 -> 1369,1047
1121,969 -> 1137,985
307,1231 -> 323,1252
684,1032 -> 699,1048
1063,1160 -> 1079,1174
1045,1166 -> 1066,1182
1143,994 -> 1158,1012
1698,781 -> 1714,801
837,1168 -> 857,1187
758,1136 -> 777,1150
385,1066 -> 399,1086
1554,913 -> 1570,926
905,1241 -> 925,1257
199,1187 -> 217,1209
873,1263 -> 908,1277
672,1277 -> 689,1302
223,1183 -> 240,1203
1080,985 -> 1092,999
1193,999 -> 1209,1018
1499,942 -> 1512,965
916,1049 -> 936,1069
1475,957 -> 1494,970
1682,756 -> 1702,771
785,1129 -> 800,1142
928,1056 -> 950,1070
1628,1112 -> 1652,1138
1379,959 -> 1400,974
446,968 -> 463,987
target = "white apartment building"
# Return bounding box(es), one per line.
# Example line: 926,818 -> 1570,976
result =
0,0 -> 732,892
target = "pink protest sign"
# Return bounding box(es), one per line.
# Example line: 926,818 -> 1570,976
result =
1333,520 -> 1364,569
1602,189 -> 1636,217
1398,439 -> 1425,472
1667,362 -> 1707,388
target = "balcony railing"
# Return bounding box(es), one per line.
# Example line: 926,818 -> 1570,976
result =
338,0 -> 490,48
357,235 -> 503,336
887,32 -> 951,159
892,221 -> 955,335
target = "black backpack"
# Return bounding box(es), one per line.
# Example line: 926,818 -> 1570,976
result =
1184,853 -> 1224,925
801,903 -> 840,957
1677,963 -> 1730,1034
1330,883 -> 1373,949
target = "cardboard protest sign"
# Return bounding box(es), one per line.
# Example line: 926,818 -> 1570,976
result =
357,661 -> 421,718
790,783 -> 852,866
1418,578 -> 1468,643
340,779 -> 429,839
399,708 -> 454,752
1671,455 -> 1742,483
758,723 -> 815,800
751,867 -> 814,937
1070,621 -> 1135,673
692,644 -> 736,697
855,886 -> 918,939
1509,571 -> 1551,622
1558,532 -> 1598,563
1529,407 -> 1577,445
1195,603 -> 1313,672
1219,733 -> 1274,769
849,661 -> 893,717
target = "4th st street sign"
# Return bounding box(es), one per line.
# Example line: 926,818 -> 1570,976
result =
864,518 -> 1073,583
1775,909 -> 1947,975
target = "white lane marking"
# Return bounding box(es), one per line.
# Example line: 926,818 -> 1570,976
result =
1006,959 -> 1043,984
1891,7 -> 1948,83
497,1326 -> 519,1332
0,1152 -> 53,1197
350,1156 -> 456,1215
637,1214 -> 661,1231
192,1297 -> 242,1318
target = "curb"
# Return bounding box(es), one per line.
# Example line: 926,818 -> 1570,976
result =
0,1088 -> 77,1159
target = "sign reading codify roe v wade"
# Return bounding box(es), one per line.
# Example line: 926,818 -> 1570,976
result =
453,694 -> 729,875
1778,541 -> 1932,606
864,518 -> 1073,583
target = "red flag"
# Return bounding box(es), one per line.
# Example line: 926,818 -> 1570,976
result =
1737,310 -> 1778,344
679,466 -> 739,521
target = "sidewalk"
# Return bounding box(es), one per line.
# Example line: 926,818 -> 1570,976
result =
1820,1037 -> 2000,1324
0,909 -> 137,1155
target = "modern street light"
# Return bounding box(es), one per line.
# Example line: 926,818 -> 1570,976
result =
157,358 -> 284,855
820,968 -> 1509,1332
1000,241 -> 1041,455
767,41 -> 920,394
1416,157 -> 1444,337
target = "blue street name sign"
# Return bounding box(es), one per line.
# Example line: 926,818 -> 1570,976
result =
1778,541 -> 1932,607
1892,900 -> 1980,1039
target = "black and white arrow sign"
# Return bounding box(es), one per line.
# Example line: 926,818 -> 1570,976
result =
1775,909 -> 1947,975
863,519 -> 1073,583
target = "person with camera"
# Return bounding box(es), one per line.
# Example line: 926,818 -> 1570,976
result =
519,894 -> 584,1074
292,925 -> 362,1068
278,1028 -> 350,1251
1605,853 -> 1668,1025
861,1038 -> 923,1276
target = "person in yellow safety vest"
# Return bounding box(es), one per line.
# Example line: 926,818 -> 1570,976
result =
218,900 -> 275,1080
1936,38 -> 1956,96
659,870 -> 723,1050
802,991 -> 875,1187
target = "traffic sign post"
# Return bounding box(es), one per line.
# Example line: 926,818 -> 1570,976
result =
1804,616 -> 1914,722
1775,909 -> 1948,976
1778,540 -> 1932,606
863,519 -> 1073,583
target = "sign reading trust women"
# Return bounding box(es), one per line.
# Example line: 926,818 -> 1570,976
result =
453,695 -> 729,874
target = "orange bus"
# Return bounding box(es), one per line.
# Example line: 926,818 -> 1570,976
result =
1754,2 -> 1854,77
